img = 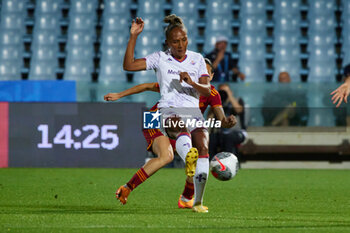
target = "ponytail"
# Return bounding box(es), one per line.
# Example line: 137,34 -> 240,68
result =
164,14 -> 187,39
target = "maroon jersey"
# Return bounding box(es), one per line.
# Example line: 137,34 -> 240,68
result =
199,85 -> 222,113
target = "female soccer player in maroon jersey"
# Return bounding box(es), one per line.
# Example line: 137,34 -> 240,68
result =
105,58 -> 236,211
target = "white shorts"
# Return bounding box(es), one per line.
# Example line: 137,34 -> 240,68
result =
159,107 -> 206,136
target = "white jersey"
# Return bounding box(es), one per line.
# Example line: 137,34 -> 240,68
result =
145,50 -> 209,108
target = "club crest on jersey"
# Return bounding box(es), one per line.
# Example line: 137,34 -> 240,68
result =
168,58 -> 172,61
190,60 -> 196,65
143,110 -> 161,129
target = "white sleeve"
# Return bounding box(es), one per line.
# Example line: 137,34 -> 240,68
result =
198,55 -> 209,78
145,51 -> 161,70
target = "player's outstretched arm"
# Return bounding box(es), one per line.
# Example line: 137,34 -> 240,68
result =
104,83 -> 159,101
331,78 -> 350,108
123,17 -> 147,71
212,106 -> 237,128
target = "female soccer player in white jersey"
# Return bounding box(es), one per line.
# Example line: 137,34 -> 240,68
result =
106,59 -> 236,212
116,15 -> 212,212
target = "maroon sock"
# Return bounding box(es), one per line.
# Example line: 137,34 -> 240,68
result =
126,168 -> 150,191
182,180 -> 194,200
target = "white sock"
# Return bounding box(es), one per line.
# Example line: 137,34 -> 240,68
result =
175,133 -> 192,162
194,157 -> 209,205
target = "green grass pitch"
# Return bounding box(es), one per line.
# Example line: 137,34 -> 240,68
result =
0,168 -> 350,233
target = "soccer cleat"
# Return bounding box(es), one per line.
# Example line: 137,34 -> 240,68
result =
192,204 -> 209,213
178,195 -> 194,209
115,185 -> 131,205
185,148 -> 199,177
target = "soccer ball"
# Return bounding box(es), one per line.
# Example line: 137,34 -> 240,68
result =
210,152 -> 239,181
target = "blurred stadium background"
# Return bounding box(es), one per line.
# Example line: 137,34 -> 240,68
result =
1,1 -> 350,232
0,0 -> 350,168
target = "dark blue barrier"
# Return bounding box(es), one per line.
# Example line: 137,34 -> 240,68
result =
0,81 -> 76,102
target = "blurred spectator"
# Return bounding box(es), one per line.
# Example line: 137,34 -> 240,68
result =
206,36 -> 245,82
208,83 -> 247,160
278,71 -> 291,83
261,72 -> 309,126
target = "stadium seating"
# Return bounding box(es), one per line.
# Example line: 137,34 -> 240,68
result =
204,16 -> 233,53
238,59 -> 265,82
342,0 -> 350,65
274,0 -> 300,15
70,0 -> 98,15
273,0 -> 300,81
204,0 -> 233,53
29,0 -> 62,80
240,0 -> 266,16
307,93 -> 336,127
64,0 -> 97,81
238,0 -> 266,82
99,0 -> 131,82
36,0 -> 60,14
206,0 -> 231,16
104,0 -> 129,15
342,32 -> 350,65
0,0 -> 26,80
308,0 -> 335,16
0,0 -> 346,84
137,0 -> 164,17
307,0 -> 336,82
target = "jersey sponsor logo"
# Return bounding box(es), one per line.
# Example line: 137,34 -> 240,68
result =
143,110 -> 161,129
167,69 -> 196,77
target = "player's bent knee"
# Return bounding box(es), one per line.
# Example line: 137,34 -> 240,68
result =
159,151 -> 174,165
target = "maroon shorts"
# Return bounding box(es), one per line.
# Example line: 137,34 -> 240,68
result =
142,128 -> 176,152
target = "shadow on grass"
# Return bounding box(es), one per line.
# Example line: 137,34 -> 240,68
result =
0,203 -> 150,214
0,203 -> 186,215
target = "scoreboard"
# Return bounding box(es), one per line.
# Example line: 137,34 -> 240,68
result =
0,102 -> 147,168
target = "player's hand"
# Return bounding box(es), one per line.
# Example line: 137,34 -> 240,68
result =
179,72 -> 194,86
222,115 -> 237,128
104,93 -> 121,101
238,72 -> 245,81
130,17 -> 144,36
331,82 -> 350,107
